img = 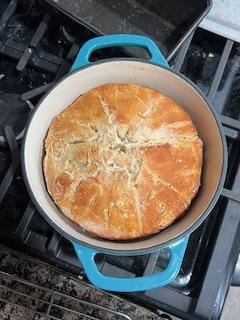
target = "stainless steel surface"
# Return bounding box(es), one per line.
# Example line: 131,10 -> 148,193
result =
221,287 -> 240,319
200,0 -> 240,42
232,254 -> 240,286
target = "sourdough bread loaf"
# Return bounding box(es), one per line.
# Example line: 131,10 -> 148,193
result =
43,83 -> 203,240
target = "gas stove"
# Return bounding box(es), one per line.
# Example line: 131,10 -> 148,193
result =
0,1 -> 240,320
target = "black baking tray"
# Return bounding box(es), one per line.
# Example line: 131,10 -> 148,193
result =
44,0 -> 212,61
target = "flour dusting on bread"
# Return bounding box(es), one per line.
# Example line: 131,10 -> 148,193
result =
43,83 -> 202,240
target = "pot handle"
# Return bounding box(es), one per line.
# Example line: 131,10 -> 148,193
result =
70,34 -> 168,71
72,235 -> 188,292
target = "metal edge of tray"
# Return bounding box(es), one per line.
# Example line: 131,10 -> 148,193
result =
200,0 -> 240,43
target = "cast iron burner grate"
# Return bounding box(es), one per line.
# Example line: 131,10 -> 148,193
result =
0,1 -> 240,320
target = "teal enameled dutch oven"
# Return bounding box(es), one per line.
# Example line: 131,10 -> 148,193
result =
22,34 -> 227,292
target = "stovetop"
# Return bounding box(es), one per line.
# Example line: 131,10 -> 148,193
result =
0,1 -> 240,320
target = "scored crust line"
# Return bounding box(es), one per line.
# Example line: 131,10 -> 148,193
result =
143,162 -> 190,204
96,93 -> 116,126
132,186 -> 143,234
137,88 -> 155,120
127,150 -> 143,234
126,135 -> 198,150
165,120 -> 193,129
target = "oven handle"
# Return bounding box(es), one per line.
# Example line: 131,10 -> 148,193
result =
70,34 -> 189,291
70,34 -> 168,70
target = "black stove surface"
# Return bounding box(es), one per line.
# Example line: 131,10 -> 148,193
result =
0,1 -> 240,320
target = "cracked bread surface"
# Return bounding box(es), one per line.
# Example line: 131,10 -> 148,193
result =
43,83 -> 203,240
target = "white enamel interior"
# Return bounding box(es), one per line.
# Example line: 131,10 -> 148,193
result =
24,60 -> 224,252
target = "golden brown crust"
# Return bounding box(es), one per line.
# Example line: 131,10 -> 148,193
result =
43,83 -> 203,240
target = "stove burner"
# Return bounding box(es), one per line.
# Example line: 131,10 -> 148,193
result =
0,93 -> 29,142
